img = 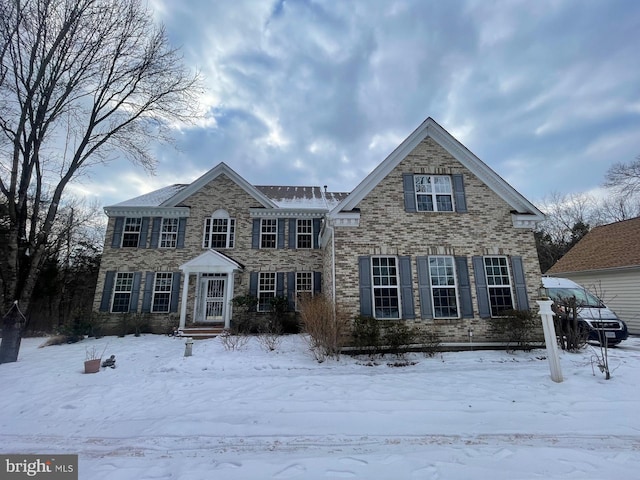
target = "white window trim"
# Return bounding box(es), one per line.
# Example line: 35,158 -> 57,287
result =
371,256 -> 401,320
202,213 -> 235,249
111,272 -> 134,313
428,255 -> 460,319
296,219 -> 313,249
414,174 -> 454,212
151,272 -> 173,313
295,271 -> 313,311
257,272 -> 277,312
260,218 -> 277,249
122,218 -> 142,247
160,218 -> 178,249
483,255 -> 515,317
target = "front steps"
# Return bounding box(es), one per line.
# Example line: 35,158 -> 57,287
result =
177,326 -> 225,339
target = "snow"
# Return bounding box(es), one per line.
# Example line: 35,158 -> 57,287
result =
1,334 -> 639,480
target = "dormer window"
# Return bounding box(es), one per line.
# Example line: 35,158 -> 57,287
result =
414,175 -> 454,212
203,210 -> 235,249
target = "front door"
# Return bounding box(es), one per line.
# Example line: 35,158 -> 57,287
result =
200,275 -> 226,323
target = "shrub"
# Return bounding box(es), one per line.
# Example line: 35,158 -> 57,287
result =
231,294 -> 259,334
489,309 -> 541,351
351,316 -> 381,355
298,294 -> 348,362
381,321 -> 413,358
219,328 -> 249,351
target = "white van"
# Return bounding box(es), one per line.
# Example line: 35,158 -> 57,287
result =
541,276 -> 629,346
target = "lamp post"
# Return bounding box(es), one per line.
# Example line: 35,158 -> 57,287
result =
537,287 -> 563,383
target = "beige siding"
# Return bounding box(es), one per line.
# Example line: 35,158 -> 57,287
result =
556,270 -> 640,335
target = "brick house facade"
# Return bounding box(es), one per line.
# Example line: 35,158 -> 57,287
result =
93,117 -> 545,343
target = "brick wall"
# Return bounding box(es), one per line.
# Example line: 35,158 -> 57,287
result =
331,137 -> 542,343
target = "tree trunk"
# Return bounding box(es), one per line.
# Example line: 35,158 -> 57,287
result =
0,303 -> 25,364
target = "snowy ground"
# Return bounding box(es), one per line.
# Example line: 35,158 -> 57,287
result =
1,334 -> 639,480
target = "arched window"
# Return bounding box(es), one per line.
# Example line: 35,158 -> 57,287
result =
202,209 -> 235,249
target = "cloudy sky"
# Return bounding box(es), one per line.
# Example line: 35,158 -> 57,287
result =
77,0 -> 640,208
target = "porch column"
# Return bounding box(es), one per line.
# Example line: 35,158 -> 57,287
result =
179,271 -> 190,330
224,272 -> 235,329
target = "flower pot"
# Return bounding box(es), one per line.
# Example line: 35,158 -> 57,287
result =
84,358 -> 101,374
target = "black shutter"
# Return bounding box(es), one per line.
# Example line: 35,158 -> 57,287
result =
398,256 -> 415,319
111,218 -> 124,248
416,256 -> 433,319
276,272 -> 284,298
170,272 -> 181,313
100,271 -> 116,312
452,174 -> 467,213
358,256 -> 373,317
455,257 -> 473,318
510,256 -> 529,311
249,272 -> 258,297
252,219 -> 260,249
313,218 -> 321,248
139,217 -> 150,248
287,272 -> 296,310
277,220 -> 285,249
403,174 -> 417,212
472,256 -> 491,318
141,271 -> 154,313
176,218 -> 187,248
129,272 -> 142,313
288,219 -> 296,249
150,218 -> 162,248
313,271 -> 322,294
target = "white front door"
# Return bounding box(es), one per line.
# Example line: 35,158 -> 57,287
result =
200,275 -> 226,323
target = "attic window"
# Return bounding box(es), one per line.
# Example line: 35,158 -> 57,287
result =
414,175 -> 454,212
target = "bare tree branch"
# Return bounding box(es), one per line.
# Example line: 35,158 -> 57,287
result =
0,0 -> 201,334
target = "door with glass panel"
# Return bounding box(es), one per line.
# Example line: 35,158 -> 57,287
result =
200,275 -> 226,322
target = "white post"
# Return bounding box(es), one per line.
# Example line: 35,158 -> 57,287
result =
179,272 -> 190,330
537,299 -> 563,383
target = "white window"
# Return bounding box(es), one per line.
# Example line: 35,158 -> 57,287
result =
483,256 -> 514,316
160,218 -> 178,248
371,257 -> 400,319
258,272 -> 277,312
203,212 -> 235,249
414,175 -> 454,212
295,271 -> 313,310
428,256 -> 459,319
260,219 -> 277,249
152,272 -> 173,313
112,272 -> 134,312
122,218 -> 142,247
296,219 -> 312,249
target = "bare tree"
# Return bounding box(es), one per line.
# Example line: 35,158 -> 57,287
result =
604,156 -> 640,197
0,0 -> 200,362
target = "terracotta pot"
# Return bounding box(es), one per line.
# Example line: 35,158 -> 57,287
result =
84,358 -> 101,374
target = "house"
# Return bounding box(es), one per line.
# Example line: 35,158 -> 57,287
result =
93,117 -> 545,345
546,217 -> 640,335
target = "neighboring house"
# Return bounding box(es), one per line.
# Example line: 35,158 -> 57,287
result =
93,117 -> 545,345
547,217 -> 640,335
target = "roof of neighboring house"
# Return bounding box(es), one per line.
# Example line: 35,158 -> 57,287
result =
547,216 -> 640,274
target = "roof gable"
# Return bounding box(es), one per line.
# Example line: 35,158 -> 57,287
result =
180,249 -> 243,273
330,117 -> 544,220
548,217 -> 640,273
162,162 -> 277,209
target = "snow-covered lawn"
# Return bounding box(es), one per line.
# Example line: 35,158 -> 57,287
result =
1,334 -> 639,480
